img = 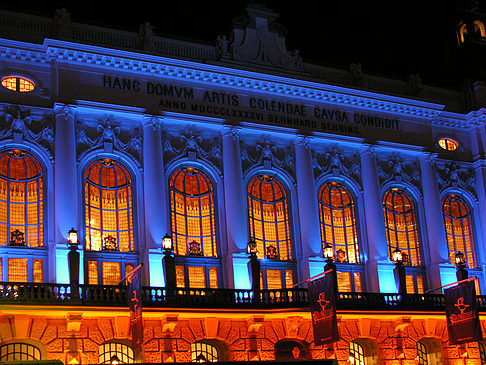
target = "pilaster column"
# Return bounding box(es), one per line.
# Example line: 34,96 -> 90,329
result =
54,104 -> 78,283
360,144 -> 389,292
221,125 -> 248,289
142,116 -> 167,286
294,135 -> 321,279
473,159 -> 486,281
419,153 -> 449,290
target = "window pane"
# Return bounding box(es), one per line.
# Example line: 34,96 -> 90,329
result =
188,266 -> 205,288
8,258 -> 28,282
337,272 -> 352,292
176,266 -> 185,288
33,259 -> 43,283
266,269 -> 282,290
209,267 -> 218,289
102,262 -> 121,285
349,341 -> 365,365
383,189 -> 422,266
84,159 -> 134,252
0,150 -> 44,247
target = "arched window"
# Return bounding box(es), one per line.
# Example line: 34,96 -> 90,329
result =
0,343 -> 41,361
383,188 -> 425,293
169,167 -> 219,288
84,159 -> 136,285
0,149 -> 44,247
84,159 -> 134,252
479,342 -> 486,365
99,342 -> 134,364
318,181 -> 362,292
247,174 -> 294,289
417,341 -> 428,365
442,194 -> 477,269
349,341 -> 365,365
191,341 -> 219,362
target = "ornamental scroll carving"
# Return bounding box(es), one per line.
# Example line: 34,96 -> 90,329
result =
377,154 -> 421,190
75,118 -> 142,165
0,105 -> 54,157
312,146 -> 361,186
163,127 -> 222,173
240,136 -> 294,176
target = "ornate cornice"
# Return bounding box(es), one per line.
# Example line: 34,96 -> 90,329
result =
17,39 -> 443,120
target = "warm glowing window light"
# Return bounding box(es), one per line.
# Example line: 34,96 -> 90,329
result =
318,181 -> 360,264
99,343 -> 134,364
247,175 -> 292,260
191,342 -> 219,363
1,76 -> 35,92
84,159 -> 135,252
0,149 -> 44,247
383,188 -> 422,266
169,167 -> 217,257
438,138 -> 458,151
349,341 -> 365,365
0,343 -> 41,362
442,194 -> 477,269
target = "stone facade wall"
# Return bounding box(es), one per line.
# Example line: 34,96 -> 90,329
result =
0,311 -> 485,364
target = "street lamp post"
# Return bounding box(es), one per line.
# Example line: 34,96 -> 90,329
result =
247,239 -> 261,303
67,228 -> 80,300
162,234 -> 176,301
323,243 -> 338,295
455,251 -> 468,282
392,248 -> 407,295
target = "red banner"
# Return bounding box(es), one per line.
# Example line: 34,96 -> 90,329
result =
308,274 -> 339,345
127,266 -> 143,347
444,280 -> 482,345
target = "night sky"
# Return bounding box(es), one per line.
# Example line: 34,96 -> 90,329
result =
3,1 -> 482,90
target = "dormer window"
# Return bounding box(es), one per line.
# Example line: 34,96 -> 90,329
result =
1,76 -> 35,92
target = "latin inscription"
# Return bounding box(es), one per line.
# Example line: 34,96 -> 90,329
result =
102,76 -> 402,136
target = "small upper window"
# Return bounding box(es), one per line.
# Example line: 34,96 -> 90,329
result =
1,76 -> 35,93
438,138 -> 458,151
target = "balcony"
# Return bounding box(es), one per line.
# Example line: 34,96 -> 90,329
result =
1,282 -> 486,312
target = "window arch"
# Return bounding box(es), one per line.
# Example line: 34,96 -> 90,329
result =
349,341 -> 365,365
383,188 -> 422,266
84,158 -> 135,252
416,339 -> 443,365
191,341 -> 219,362
99,342 -> 134,364
479,341 -> 486,365
169,167 -> 217,257
0,343 -> 41,361
0,149 -> 44,248
442,194 -> 477,269
318,181 -> 362,292
247,174 -> 292,261
169,166 -> 220,289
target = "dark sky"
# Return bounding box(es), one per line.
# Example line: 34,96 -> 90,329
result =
4,1 -> 480,90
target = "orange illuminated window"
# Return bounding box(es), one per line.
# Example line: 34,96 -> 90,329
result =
438,138 -> 458,151
0,150 -> 44,248
175,265 -> 219,289
84,159 -> 135,252
247,175 -> 292,260
33,259 -> 43,283
102,262 -> 121,285
383,189 -> 422,266
1,76 -> 35,92
318,182 -> 359,263
169,167 -> 217,257
8,258 -> 28,282
442,194 -> 477,269
88,261 -> 99,285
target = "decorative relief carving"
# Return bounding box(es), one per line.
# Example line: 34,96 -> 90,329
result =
163,127 -> 222,173
0,105 -> 54,157
437,162 -> 477,199
240,136 -> 294,176
215,4 -> 302,70
75,118 -> 142,165
376,154 -> 421,189
312,146 -> 361,185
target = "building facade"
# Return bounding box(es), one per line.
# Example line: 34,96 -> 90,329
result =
1,4 -> 486,365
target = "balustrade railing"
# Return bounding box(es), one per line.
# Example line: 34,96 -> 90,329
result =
1,282 -> 486,312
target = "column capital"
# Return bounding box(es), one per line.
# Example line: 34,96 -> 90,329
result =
142,115 -> 163,130
360,143 -> 378,157
419,151 -> 438,163
54,104 -> 76,119
295,134 -> 313,149
221,125 -> 241,141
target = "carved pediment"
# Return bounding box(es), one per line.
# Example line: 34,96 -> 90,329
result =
216,4 -> 303,70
